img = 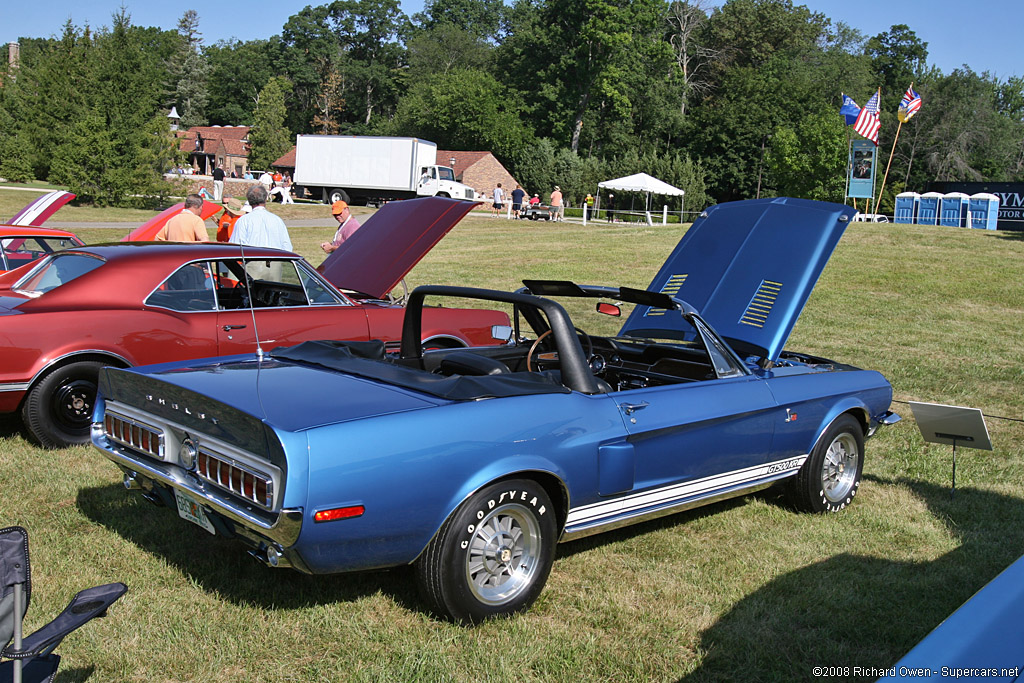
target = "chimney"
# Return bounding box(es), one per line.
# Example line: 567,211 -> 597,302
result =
7,42 -> 19,70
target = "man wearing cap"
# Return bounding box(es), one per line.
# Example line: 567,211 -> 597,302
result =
156,194 -> 210,242
321,200 -> 362,253
549,186 -> 563,222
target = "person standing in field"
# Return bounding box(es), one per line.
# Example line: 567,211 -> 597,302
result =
155,194 -> 210,242
549,186 -> 563,222
492,183 -> 505,218
212,165 -> 225,202
510,184 -> 526,220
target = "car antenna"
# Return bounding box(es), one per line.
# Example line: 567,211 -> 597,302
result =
237,242 -> 265,362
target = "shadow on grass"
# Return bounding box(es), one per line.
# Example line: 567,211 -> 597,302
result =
55,665 -> 94,683
0,413 -> 24,441
995,229 -> 1024,242
75,483 -> 421,614
680,476 -> 1024,682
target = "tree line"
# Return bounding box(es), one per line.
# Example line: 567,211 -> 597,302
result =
1,0 -> 1021,210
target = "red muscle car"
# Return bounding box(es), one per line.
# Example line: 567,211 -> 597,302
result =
0,198 -> 509,447
0,226 -> 85,271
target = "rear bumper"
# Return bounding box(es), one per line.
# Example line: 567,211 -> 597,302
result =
91,422 -> 304,551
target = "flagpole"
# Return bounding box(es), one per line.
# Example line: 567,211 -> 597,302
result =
868,87 -> 880,216
875,83 -> 911,217
875,121 -> 902,218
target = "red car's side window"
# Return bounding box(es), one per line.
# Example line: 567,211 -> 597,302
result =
146,262 -> 217,312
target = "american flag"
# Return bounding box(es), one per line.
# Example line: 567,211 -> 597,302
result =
854,90 -> 881,144
898,86 -> 922,123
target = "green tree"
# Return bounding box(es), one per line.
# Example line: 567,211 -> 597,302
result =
412,0 -> 506,40
405,22 -> 492,79
248,76 -> 293,169
172,10 -> 210,128
48,110 -> 116,204
865,24 -> 928,98
387,67 -> 534,162
765,109 -> 847,201
498,0 -> 668,152
205,39 -> 280,125
1,22 -> 96,180
326,0 -> 408,127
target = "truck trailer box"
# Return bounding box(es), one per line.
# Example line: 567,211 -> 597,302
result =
295,135 -> 436,192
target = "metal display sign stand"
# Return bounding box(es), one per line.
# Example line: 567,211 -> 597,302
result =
909,401 -> 992,498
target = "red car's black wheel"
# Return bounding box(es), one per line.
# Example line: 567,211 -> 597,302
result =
22,361 -> 106,448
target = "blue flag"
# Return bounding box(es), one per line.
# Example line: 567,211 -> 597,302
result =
840,94 -> 861,126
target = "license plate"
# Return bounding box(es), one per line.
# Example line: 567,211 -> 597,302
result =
175,489 -> 216,535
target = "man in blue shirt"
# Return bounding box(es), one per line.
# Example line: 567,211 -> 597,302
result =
230,185 -> 293,280
510,184 -> 526,220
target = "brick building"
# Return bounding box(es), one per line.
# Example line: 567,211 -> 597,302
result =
438,150 -> 520,197
176,126 -> 251,177
271,147 -> 297,176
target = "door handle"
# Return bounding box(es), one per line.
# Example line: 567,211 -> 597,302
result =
222,324 -> 247,331
619,401 -> 649,415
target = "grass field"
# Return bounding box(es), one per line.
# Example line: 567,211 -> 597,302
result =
2,195 -> 1023,682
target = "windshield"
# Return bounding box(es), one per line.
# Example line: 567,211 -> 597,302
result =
14,252 -> 105,297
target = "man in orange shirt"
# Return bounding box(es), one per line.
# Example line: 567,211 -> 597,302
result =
156,194 -> 210,242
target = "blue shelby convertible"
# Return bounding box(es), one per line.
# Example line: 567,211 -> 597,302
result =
92,197 -> 899,623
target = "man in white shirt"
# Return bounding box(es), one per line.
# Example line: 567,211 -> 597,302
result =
491,183 -> 504,218
259,171 -> 274,193
230,185 -> 292,280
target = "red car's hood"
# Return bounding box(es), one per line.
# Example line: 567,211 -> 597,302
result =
6,191 -> 76,226
318,197 -> 479,299
121,201 -> 225,241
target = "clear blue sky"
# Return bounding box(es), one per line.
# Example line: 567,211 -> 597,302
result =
4,1 -> 1020,80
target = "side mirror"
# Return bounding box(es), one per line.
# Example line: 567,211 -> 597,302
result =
491,325 -> 514,343
596,302 -> 621,317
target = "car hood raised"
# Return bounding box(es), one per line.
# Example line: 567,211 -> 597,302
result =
121,200 -> 225,241
318,196 -> 478,299
619,197 -> 856,363
6,190 -> 76,226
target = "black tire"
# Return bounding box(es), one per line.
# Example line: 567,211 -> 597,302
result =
22,361 -> 107,448
328,188 -> 350,205
416,479 -> 557,624
787,414 -> 864,513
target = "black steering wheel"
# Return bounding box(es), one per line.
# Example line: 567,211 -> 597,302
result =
526,327 -> 592,372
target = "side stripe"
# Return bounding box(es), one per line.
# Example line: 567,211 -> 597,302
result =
565,455 -> 807,527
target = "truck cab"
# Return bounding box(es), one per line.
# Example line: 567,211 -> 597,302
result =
418,166 -> 475,200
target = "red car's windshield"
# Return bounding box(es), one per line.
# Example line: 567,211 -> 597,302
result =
14,252 -> 105,297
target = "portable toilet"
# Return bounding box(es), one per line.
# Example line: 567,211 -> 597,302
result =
940,192 -> 970,227
894,192 -> 920,224
968,193 -> 999,230
917,192 -> 942,225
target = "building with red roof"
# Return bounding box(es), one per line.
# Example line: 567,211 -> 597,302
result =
176,126 -> 251,177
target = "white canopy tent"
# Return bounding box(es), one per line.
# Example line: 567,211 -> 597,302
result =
597,173 -> 685,222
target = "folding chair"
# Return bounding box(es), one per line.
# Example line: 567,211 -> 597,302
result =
1,526 -> 127,683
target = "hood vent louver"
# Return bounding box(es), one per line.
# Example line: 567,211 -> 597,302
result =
739,279 -> 782,328
644,274 -> 687,317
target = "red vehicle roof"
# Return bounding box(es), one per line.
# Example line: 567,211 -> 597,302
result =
0,225 -> 81,239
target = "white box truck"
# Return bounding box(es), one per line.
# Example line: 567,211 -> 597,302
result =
292,135 -> 477,204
